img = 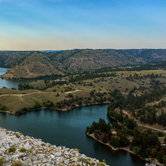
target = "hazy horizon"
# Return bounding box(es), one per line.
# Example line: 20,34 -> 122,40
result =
0,0 -> 166,50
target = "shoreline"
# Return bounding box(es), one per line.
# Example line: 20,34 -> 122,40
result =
86,133 -> 164,166
0,102 -> 111,115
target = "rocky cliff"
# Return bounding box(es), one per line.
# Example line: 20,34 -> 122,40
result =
0,127 -> 107,166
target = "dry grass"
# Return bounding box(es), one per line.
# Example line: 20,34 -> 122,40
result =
1,69 -> 166,114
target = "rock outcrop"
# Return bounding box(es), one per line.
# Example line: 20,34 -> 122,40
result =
0,128 -> 108,166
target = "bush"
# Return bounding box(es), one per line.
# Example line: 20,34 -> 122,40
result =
0,156 -> 6,165
56,93 -> 60,97
9,147 -> 16,153
1,105 -> 7,111
19,148 -> 27,153
78,100 -> 82,106
12,161 -> 22,166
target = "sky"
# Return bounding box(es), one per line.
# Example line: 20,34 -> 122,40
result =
0,0 -> 166,50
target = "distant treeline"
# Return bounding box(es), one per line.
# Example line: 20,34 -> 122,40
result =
94,61 -> 166,73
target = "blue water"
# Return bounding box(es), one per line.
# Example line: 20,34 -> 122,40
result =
0,67 -> 35,89
0,67 -> 145,166
0,106 -> 145,166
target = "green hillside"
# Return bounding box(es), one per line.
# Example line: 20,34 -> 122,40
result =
0,51 -> 32,67
1,49 -> 166,79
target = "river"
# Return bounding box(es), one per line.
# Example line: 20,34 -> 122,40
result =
0,67 -> 145,166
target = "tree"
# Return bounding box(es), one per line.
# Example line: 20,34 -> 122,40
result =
125,119 -> 136,130
111,136 -> 120,148
132,146 -> 141,155
78,100 -> 82,106
163,155 -> 166,165
1,105 -> 7,111
157,151 -> 163,163
56,93 -> 60,97
151,148 -> 157,157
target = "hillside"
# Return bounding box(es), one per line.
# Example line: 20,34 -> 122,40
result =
46,49 -> 139,72
0,51 -> 32,68
1,49 -> 166,79
124,49 -> 166,62
3,52 -> 63,79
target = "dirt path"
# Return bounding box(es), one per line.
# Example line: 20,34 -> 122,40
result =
65,90 -> 82,94
137,122 -> 165,133
0,91 -> 43,98
0,89 -> 82,98
123,110 -> 165,133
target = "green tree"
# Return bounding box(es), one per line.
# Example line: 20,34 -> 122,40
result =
157,151 -> 163,163
78,100 -> 82,106
163,155 -> 166,165
132,146 -> 141,155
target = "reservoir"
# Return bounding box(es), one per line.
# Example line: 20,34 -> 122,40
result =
0,67 -> 145,166
0,67 -> 35,89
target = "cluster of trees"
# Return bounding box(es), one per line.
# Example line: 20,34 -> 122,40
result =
86,118 -> 130,148
55,91 -> 112,110
93,61 -> 166,73
18,83 -> 35,90
0,104 -> 7,111
86,116 -> 166,164
126,73 -> 162,81
131,129 -> 166,164
15,102 -> 42,115
108,87 -> 166,118
18,80 -> 67,90
68,73 -> 116,83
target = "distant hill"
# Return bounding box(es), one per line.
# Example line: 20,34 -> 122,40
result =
124,49 -> 166,62
45,49 -> 140,72
40,50 -> 65,52
3,52 -> 63,79
1,49 -> 166,79
0,51 -> 33,68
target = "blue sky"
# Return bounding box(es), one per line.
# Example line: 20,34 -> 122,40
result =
0,0 -> 166,50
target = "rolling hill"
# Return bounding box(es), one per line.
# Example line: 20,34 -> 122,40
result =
1,49 -> 166,79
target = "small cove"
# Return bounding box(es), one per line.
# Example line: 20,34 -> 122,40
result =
0,67 -> 36,89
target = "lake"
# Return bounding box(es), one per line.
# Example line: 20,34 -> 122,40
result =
0,67 -> 145,166
0,67 -> 35,89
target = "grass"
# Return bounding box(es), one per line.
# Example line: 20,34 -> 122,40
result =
0,156 -> 6,165
158,137 -> 165,143
19,148 -> 27,153
11,161 -> 22,166
0,69 -> 166,114
9,147 -> 16,153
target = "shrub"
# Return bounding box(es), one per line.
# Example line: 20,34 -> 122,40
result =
71,104 -> 76,108
1,105 -> 7,111
12,161 -> 22,166
19,148 -> 27,153
56,93 -> 60,97
99,162 -> 106,166
9,147 -> 16,153
0,156 -> 6,165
